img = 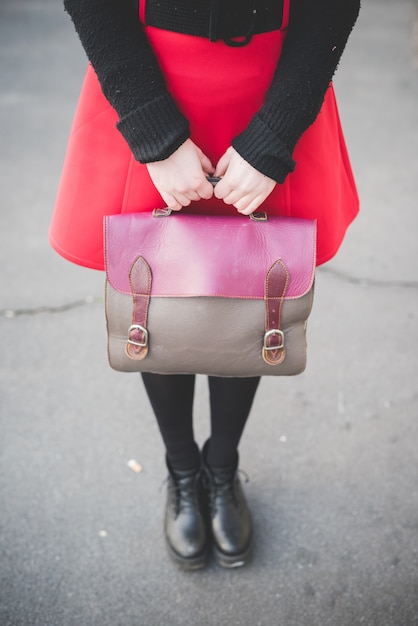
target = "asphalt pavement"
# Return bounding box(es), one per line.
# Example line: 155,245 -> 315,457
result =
1,1 -> 418,625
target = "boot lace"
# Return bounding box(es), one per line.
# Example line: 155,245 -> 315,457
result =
167,472 -> 203,516
205,469 -> 249,514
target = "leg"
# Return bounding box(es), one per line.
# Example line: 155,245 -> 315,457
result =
207,376 -> 261,467
141,372 -> 208,569
204,376 -> 261,568
141,372 -> 199,470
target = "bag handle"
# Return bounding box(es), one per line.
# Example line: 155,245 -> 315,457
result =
152,177 -> 268,221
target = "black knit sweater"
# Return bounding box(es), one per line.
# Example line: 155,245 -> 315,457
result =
63,0 -> 360,183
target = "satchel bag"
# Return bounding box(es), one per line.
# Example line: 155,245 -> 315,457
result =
104,209 -> 316,377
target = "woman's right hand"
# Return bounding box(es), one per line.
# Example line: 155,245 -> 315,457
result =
146,139 -> 215,211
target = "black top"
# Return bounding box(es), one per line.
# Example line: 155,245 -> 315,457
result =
63,0 -> 360,183
144,0 -> 285,41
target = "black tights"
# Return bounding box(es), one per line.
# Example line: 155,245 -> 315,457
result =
141,373 -> 260,470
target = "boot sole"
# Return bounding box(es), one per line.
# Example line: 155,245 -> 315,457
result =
166,541 -> 209,571
213,540 -> 252,568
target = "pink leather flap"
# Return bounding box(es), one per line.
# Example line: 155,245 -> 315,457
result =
104,212 -> 316,299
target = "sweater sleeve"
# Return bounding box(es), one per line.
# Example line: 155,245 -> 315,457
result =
64,0 -> 360,173
232,0 -> 361,183
63,0 -> 190,162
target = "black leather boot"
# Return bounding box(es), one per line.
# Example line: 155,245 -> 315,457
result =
202,442 -> 252,568
164,459 -> 209,570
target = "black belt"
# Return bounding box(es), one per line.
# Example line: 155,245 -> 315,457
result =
143,0 -> 285,47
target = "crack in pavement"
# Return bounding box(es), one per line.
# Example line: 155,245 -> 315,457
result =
1,295 -> 103,318
1,267 -> 418,319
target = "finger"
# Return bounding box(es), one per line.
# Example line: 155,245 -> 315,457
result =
236,194 -> 267,215
176,193 -> 192,207
167,201 -> 183,211
237,181 -> 276,213
197,179 -> 215,200
161,192 -> 178,210
213,152 -> 231,178
199,151 -> 214,176
183,190 -> 201,203
213,178 -> 234,200
167,201 -> 184,211
219,187 -> 246,205
181,182 -> 212,202
162,192 -> 185,212
169,188 -> 196,206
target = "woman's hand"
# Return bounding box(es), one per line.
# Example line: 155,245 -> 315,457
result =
146,139 -> 215,211
214,147 -> 276,215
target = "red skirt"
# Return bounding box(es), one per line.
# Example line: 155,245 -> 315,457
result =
50,9 -> 359,270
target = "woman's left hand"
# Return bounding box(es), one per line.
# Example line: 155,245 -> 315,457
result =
213,147 -> 276,215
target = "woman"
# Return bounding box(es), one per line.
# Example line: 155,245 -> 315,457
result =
50,0 -> 360,570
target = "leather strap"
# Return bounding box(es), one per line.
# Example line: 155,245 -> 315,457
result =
262,259 -> 289,366
126,255 -> 152,360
